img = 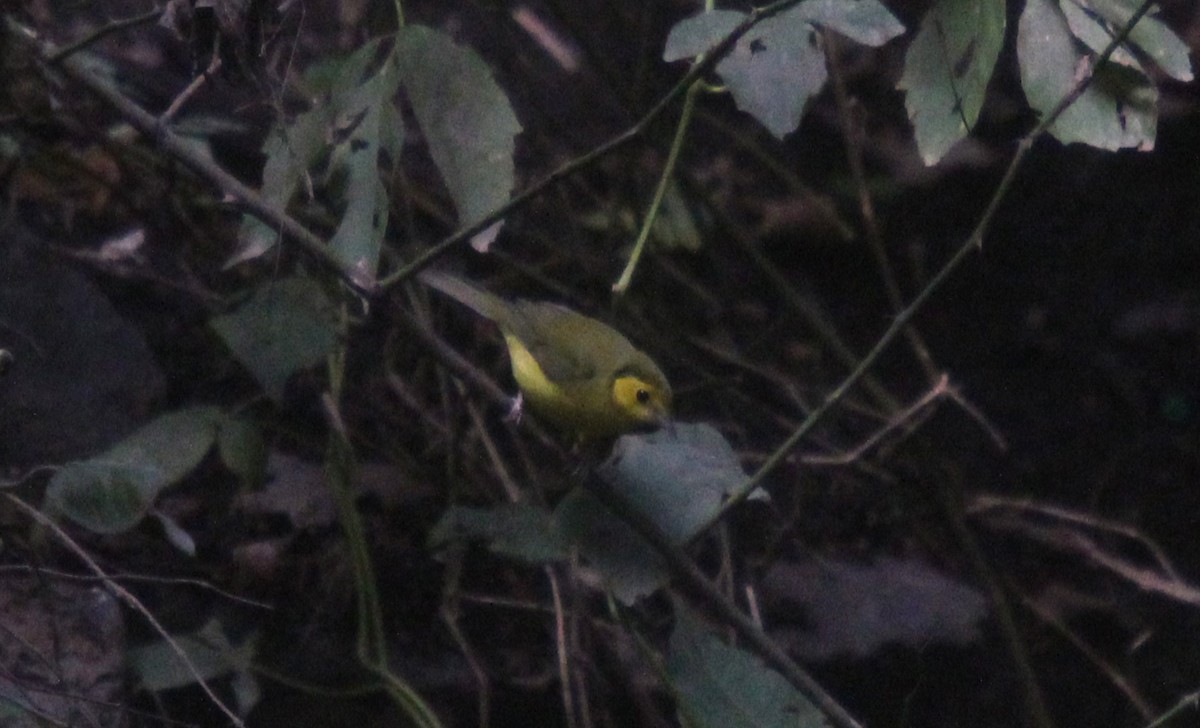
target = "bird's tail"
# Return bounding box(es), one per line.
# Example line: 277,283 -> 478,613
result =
418,269 -> 507,322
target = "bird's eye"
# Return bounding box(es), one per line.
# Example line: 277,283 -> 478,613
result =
636,388 -> 651,405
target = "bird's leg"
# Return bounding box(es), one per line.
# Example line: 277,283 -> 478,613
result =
503,391 -> 524,424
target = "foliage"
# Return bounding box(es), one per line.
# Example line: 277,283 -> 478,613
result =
3,0 -> 1197,727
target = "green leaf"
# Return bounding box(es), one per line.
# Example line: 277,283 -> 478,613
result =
104,406 -> 224,480
899,0 -> 1006,165
1018,0 -> 1157,151
394,25 -> 522,253
663,10 -> 746,61
129,620 -> 258,695
793,0 -> 905,47
44,406 -> 223,534
554,424 -> 763,604
1074,0 -> 1194,82
716,10 -> 828,139
664,5 -> 901,138
229,39 -> 401,277
667,605 -> 829,728
554,488 -> 667,604
430,503 -> 569,563
600,424 -> 761,542
210,277 -> 339,401
326,59 -> 395,279
46,461 -> 160,534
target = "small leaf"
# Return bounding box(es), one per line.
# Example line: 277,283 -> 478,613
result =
104,406 -> 224,483
394,26 -> 522,252
667,604 -> 829,728
1018,0 -> 1156,151
715,10 -> 828,139
154,510 -> 197,556
210,277 -> 339,401
899,0 -> 1006,165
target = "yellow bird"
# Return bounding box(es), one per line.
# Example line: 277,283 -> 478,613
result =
420,270 -> 672,439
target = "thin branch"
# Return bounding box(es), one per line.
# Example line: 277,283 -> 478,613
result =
4,493 -> 246,727
585,477 -> 864,728
703,0 -> 1160,530
377,0 -> 808,289
803,374 -> 952,466
824,30 -> 939,380
0,564 -> 274,610
3,18 -> 376,298
1016,585 -> 1155,720
47,6 -> 163,63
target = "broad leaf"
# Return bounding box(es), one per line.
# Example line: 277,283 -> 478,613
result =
900,0 -> 1006,165
667,605 -> 828,728
663,10 -> 745,61
556,424 -> 764,604
793,0 -> 905,47
210,277 -> 339,401
45,406 -> 223,534
664,5 -> 902,138
394,25 -> 522,252
1074,0 -> 1193,81
1018,0 -> 1157,151
129,620 -> 259,714
719,11 -> 828,139
230,39 -> 401,279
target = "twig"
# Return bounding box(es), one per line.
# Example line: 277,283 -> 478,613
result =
0,564 -> 274,610
47,6 -> 163,63
1146,688 -> 1200,728
1015,584 -> 1155,719
438,550 -> 492,728
585,477 -> 864,728
159,48 -> 223,126
977,515 -> 1200,608
930,475 -> 1056,728
696,189 -> 901,413
611,78 -> 700,295
548,567 -> 579,728
4,493 -> 246,727
824,30 -> 939,381
702,0 -> 1160,531
3,18 -> 376,298
377,0 -> 808,288
968,495 -> 1183,581
803,373 -> 952,466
